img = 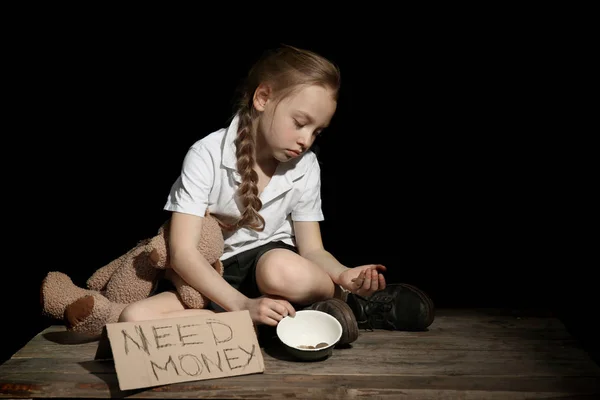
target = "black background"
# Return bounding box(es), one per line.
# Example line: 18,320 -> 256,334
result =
3,12 -> 595,365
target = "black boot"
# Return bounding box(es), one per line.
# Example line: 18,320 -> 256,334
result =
347,283 -> 435,331
304,298 -> 359,346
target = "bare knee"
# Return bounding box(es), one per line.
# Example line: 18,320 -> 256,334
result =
257,250 -> 335,304
118,302 -> 160,323
258,261 -> 304,293
118,291 -> 185,323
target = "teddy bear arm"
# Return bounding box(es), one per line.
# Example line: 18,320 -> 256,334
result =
177,282 -> 210,310
148,234 -> 168,269
173,258 -> 225,309
86,257 -> 124,291
170,274 -> 208,310
86,244 -> 147,291
104,252 -> 160,304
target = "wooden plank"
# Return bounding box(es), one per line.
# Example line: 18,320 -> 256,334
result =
4,341 -> 600,378
2,309 -> 599,399
1,372 -> 599,399
11,312 -> 580,360
25,309 -> 572,337
10,334 -> 588,359
13,332 -> 582,355
10,330 -> 599,377
10,322 -> 595,351
23,333 -> 587,353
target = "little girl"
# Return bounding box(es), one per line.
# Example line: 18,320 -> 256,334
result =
118,44 -> 391,338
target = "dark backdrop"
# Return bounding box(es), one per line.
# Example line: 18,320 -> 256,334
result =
4,20 -> 593,365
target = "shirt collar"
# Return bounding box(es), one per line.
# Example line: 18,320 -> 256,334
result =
221,114 -> 239,171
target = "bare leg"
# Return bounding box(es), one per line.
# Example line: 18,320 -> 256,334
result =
118,290 -> 215,323
255,249 -> 335,306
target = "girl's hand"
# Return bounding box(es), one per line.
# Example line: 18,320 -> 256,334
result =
243,295 -> 296,326
338,264 -> 386,297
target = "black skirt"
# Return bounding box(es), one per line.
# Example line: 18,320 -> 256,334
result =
154,240 -> 298,312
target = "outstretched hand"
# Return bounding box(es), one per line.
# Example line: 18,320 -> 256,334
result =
338,264 -> 386,298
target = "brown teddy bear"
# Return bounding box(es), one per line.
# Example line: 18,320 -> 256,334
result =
40,212 -> 224,337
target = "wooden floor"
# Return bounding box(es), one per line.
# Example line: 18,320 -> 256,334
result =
1,308 -> 599,399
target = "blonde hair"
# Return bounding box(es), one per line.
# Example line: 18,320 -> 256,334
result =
219,44 -> 340,232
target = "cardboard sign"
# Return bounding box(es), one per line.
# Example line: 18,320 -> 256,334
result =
103,310 -> 264,391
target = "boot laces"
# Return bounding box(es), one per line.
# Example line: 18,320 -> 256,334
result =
355,294 -> 394,331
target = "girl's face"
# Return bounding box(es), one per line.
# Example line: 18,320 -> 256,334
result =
254,84 -> 337,163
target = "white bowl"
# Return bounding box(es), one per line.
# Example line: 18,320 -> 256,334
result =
276,310 -> 342,361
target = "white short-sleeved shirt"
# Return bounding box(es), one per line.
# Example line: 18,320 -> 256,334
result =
164,115 -> 324,261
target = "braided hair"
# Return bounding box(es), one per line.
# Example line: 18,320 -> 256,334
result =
218,44 -> 340,232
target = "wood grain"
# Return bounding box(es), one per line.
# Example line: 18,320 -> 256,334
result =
1,308 -> 599,399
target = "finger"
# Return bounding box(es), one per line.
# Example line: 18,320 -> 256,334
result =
268,301 -> 288,318
351,271 -> 363,284
274,299 -> 296,318
373,264 -> 387,273
354,270 -> 367,288
369,269 -> 379,292
378,273 -> 386,290
261,315 -> 280,327
285,301 -> 296,317
361,269 -> 373,292
265,307 -> 288,323
261,306 -> 285,324
264,295 -> 296,318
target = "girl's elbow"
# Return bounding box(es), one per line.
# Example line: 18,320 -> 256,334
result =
169,246 -> 206,272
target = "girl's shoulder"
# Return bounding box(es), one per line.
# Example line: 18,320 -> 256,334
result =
190,116 -> 241,162
186,126 -> 228,159
192,126 -> 227,148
